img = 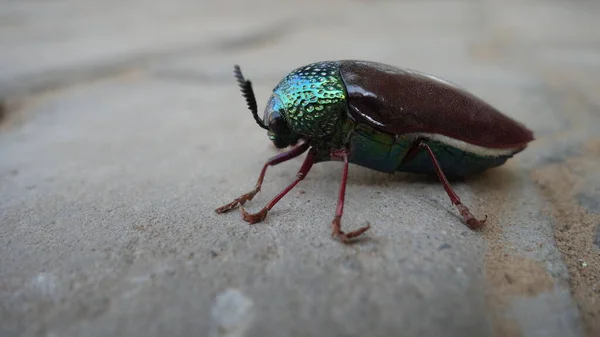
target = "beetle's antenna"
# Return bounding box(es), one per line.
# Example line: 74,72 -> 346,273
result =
233,65 -> 268,130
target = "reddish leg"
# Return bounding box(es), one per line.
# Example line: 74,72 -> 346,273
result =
418,141 -> 487,229
215,142 -> 310,214
240,149 -> 316,223
330,149 -> 371,243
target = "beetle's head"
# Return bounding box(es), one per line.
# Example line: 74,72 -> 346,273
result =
262,94 -> 299,148
233,65 -> 300,149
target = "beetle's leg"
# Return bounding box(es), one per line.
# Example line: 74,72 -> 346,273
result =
215,142 -> 310,213
330,149 -> 371,243
418,141 -> 487,229
240,148 -> 316,223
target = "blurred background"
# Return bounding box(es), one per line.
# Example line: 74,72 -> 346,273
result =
1,1 -> 599,337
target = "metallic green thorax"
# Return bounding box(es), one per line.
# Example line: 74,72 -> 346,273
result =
272,61 -> 346,139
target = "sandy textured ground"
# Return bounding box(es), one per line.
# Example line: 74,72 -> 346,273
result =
1,1 -> 599,337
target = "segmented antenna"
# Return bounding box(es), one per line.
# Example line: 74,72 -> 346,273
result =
233,65 -> 268,130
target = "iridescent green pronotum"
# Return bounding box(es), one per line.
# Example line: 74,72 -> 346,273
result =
216,60 -> 534,243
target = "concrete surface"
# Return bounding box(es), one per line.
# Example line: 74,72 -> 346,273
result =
1,1 -> 599,336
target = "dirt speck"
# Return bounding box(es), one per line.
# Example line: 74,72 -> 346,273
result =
487,253 -> 554,297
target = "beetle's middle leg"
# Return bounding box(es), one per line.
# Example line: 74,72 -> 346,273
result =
239,148 -> 316,224
330,149 -> 371,243
403,140 -> 487,229
215,142 -> 310,213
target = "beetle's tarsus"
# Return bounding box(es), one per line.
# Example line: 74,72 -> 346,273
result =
240,206 -> 268,224
215,189 -> 259,213
215,200 -> 240,213
455,202 -> 486,229
331,216 -> 370,243
216,143 -> 311,215
465,216 -> 487,229
215,201 -> 238,213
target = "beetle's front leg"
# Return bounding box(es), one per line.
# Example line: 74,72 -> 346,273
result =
330,149 -> 371,243
239,148 -> 316,224
215,142 -> 310,213
411,141 -> 487,229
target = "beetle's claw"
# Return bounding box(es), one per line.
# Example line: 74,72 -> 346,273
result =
466,214 -> 487,230
240,206 -> 268,224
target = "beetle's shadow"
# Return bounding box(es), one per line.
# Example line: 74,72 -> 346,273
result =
342,163 -> 457,187
313,163 -> 522,226
341,163 -> 521,188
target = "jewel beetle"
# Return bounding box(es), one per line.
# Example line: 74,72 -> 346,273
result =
216,60 -> 534,243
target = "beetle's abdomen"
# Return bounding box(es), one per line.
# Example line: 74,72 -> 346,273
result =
347,124 -> 517,177
273,61 -> 347,138
397,140 -> 517,178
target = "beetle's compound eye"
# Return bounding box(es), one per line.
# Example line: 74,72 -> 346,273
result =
268,113 -> 290,136
264,95 -> 294,149
272,137 -> 290,149
268,130 -> 290,149
264,94 -> 289,136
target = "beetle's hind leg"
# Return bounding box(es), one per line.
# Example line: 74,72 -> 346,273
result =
330,149 -> 371,243
215,142 -> 310,214
403,140 -> 487,229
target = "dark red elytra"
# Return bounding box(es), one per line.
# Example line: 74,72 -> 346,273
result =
339,60 -> 534,150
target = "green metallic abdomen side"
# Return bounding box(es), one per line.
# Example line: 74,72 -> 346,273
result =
347,124 -> 516,178
347,124 -> 409,173
395,141 -> 514,178
273,61 -> 347,138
